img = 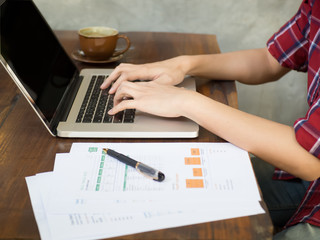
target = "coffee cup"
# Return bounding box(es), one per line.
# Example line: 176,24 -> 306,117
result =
78,26 -> 130,60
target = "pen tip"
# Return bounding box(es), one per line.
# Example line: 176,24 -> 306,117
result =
158,172 -> 165,182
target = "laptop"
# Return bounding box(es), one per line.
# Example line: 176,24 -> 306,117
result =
0,0 -> 199,138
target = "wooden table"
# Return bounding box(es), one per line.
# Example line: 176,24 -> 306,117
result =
0,31 -> 273,239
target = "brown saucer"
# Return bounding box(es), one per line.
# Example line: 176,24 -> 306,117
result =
71,50 -> 123,64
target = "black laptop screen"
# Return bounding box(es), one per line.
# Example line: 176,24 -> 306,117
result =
0,0 -> 77,122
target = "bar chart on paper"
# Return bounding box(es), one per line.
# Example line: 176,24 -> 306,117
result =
185,148 -> 205,189
182,146 -> 238,193
77,148 -> 166,193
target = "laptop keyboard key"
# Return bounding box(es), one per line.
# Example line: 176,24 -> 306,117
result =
124,109 -> 135,123
113,111 -> 124,123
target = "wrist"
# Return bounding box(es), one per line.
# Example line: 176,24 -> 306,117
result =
172,55 -> 194,76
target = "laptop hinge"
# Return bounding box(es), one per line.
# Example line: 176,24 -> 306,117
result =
50,72 -> 83,135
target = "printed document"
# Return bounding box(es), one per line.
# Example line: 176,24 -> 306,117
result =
26,142 -> 265,240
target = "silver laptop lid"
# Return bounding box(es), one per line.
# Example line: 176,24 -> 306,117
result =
0,0 -> 79,136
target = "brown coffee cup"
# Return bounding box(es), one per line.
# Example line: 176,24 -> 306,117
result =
78,26 -> 130,60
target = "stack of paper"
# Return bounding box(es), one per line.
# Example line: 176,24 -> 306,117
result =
26,142 -> 264,240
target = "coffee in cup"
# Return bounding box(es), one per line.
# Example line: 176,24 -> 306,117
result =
78,26 -> 130,60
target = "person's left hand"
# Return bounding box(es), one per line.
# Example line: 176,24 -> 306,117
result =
100,57 -> 187,94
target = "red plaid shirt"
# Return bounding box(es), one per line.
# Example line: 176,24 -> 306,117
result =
267,0 -> 320,228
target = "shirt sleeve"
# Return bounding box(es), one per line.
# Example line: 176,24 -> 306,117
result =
267,0 -> 310,72
294,97 -> 320,158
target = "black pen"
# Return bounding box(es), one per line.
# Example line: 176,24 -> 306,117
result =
103,148 -> 165,182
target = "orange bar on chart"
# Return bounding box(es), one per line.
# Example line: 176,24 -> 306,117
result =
186,179 -> 204,188
191,148 -> 200,155
193,168 -> 203,177
185,157 -> 201,165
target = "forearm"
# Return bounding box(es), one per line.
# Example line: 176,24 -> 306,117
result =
182,92 -> 320,181
178,48 -> 290,84
109,74 -> 319,180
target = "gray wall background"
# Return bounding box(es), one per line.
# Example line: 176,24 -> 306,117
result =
34,0 -> 308,126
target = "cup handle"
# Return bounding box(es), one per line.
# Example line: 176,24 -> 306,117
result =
112,35 -> 131,57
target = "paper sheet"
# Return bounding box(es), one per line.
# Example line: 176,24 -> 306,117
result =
26,142 -> 265,240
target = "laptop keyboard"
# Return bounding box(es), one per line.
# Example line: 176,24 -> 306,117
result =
76,75 -> 135,123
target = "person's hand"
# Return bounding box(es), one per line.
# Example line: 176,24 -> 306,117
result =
108,80 -> 194,118
100,57 -> 187,94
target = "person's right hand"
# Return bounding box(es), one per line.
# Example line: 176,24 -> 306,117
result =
100,56 -> 187,94
108,80 -> 195,118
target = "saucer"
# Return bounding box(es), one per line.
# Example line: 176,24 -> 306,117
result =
71,50 -> 123,64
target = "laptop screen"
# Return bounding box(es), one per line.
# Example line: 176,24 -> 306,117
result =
0,0 -> 77,123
